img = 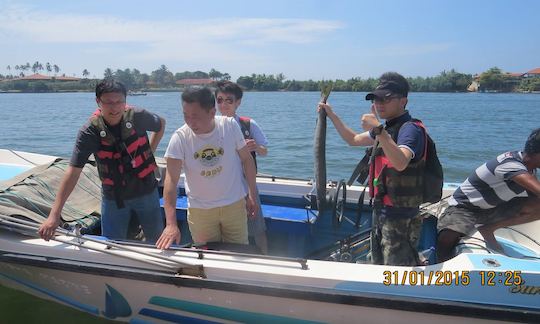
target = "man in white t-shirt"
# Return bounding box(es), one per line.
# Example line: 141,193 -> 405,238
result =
156,87 -> 258,249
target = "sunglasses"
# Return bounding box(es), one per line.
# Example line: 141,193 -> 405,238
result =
216,97 -> 235,104
371,96 -> 402,104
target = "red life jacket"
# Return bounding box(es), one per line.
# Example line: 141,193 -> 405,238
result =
90,107 -> 157,200
369,119 -> 427,208
238,116 -> 258,171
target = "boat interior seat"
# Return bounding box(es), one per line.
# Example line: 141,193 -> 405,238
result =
159,195 -> 318,224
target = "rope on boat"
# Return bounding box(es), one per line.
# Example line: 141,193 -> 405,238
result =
8,149 -> 38,166
0,214 -> 205,278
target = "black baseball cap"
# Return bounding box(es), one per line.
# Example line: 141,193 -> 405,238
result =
365,80 -> 408,101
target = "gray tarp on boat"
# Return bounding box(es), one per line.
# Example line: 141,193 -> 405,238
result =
0,159 -> 101,230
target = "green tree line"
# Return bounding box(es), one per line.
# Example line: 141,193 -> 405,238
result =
2,63 -> 539,93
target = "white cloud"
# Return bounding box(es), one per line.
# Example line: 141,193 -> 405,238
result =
0,3 -> 345,77
0,4 -> 343,50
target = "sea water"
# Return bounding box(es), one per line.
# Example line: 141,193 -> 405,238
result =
1,91 -> 539,183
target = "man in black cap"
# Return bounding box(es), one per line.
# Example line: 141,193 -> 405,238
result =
437,128 -> 540,262
318,71 -> 430,266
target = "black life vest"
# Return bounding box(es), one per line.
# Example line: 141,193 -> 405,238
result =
369,118 -> 428,208
238,116 -> 258,171
90,108 -> 157,205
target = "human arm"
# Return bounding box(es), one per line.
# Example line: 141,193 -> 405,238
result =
156,157 -> 182,249
136,110 -> 166,153
363,106 -> 420,171
238,146 -> 258,218
38,166 -> 83,240
245,119 -> 268,156
149,117 -> 166,153
244,140 -> 267,156
375,131 -> 414,171
317,102 -> 374,146
511,173 -> 540,197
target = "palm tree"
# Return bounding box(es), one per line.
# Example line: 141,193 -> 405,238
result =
82,69 -> 90,78
221,73 -> 231,81
46,62 -> 52,75
53,64 -> 60,76
104,68 -> 113,79
209,68 -> 222,81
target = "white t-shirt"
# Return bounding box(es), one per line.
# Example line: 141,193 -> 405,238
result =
165,116 -> 247,208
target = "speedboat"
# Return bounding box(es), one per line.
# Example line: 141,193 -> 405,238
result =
128,90 -> 147,96
1,148 -> 539,323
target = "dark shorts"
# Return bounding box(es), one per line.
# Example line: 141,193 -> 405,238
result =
437,197 -> 528,235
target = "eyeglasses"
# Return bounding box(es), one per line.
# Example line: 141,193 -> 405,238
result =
216,97 -> 235,104
371,96 -> 401,104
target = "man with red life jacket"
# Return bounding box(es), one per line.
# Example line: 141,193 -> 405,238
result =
318,72 -> 428,266
215,81 -> 269,254
38,79 -> 167,246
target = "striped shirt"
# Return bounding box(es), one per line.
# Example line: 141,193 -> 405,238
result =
449,151 -> 529,209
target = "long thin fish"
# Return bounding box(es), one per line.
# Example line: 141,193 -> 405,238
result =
314,82 -> 333,211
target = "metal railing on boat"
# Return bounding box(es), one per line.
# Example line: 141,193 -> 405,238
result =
0,214 -> 310,274
0,214 -> 205,277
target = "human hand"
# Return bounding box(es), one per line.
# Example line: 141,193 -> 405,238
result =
37,216 -> 61,241
155,224 -> 181,250
245,139 -> 258,153
246,195 -> 258,220
317,102 -> 335,117
361,105 -> 381,131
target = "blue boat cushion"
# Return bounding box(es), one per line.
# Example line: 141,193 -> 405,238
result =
159,196 -> 318,224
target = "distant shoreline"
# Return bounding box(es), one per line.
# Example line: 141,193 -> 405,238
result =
2,89 -> 539,94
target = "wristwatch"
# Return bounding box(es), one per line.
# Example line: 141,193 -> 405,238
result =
372,124 -> 384,136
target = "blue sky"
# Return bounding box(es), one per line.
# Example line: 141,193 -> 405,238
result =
1,0 -> 539,80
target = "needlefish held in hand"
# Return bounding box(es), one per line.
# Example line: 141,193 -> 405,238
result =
313,82 -> 333,211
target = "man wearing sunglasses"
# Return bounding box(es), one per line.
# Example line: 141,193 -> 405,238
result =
318,72 -> 430,266
437,128 -> 540,262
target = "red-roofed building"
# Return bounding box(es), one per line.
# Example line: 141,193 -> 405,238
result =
507,72 -> 524,78
524,68 -> 540,78
14,73 -> 81,81
175,78 -> 214,87
17,73 -> 50,80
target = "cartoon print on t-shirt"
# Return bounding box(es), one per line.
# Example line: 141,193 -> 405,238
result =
194,145 -> 224,177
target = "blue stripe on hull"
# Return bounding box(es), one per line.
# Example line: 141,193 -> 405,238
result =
149,296 -> 323,323
139,308 -> 221,324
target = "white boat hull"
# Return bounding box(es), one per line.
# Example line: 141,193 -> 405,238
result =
1,231 -> 539,323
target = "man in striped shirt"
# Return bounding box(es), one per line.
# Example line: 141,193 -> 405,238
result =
437,128 -> 540,262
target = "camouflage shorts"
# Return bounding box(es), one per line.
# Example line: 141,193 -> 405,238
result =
370,210 -> 423,266
437,197 -> 528,236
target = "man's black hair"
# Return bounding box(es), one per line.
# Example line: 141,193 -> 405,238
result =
95,78 -> 127,98
215,80 -> 243,100
182,87 -> 216,112
524,128 -> 540,155
379,72 -> 410,97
